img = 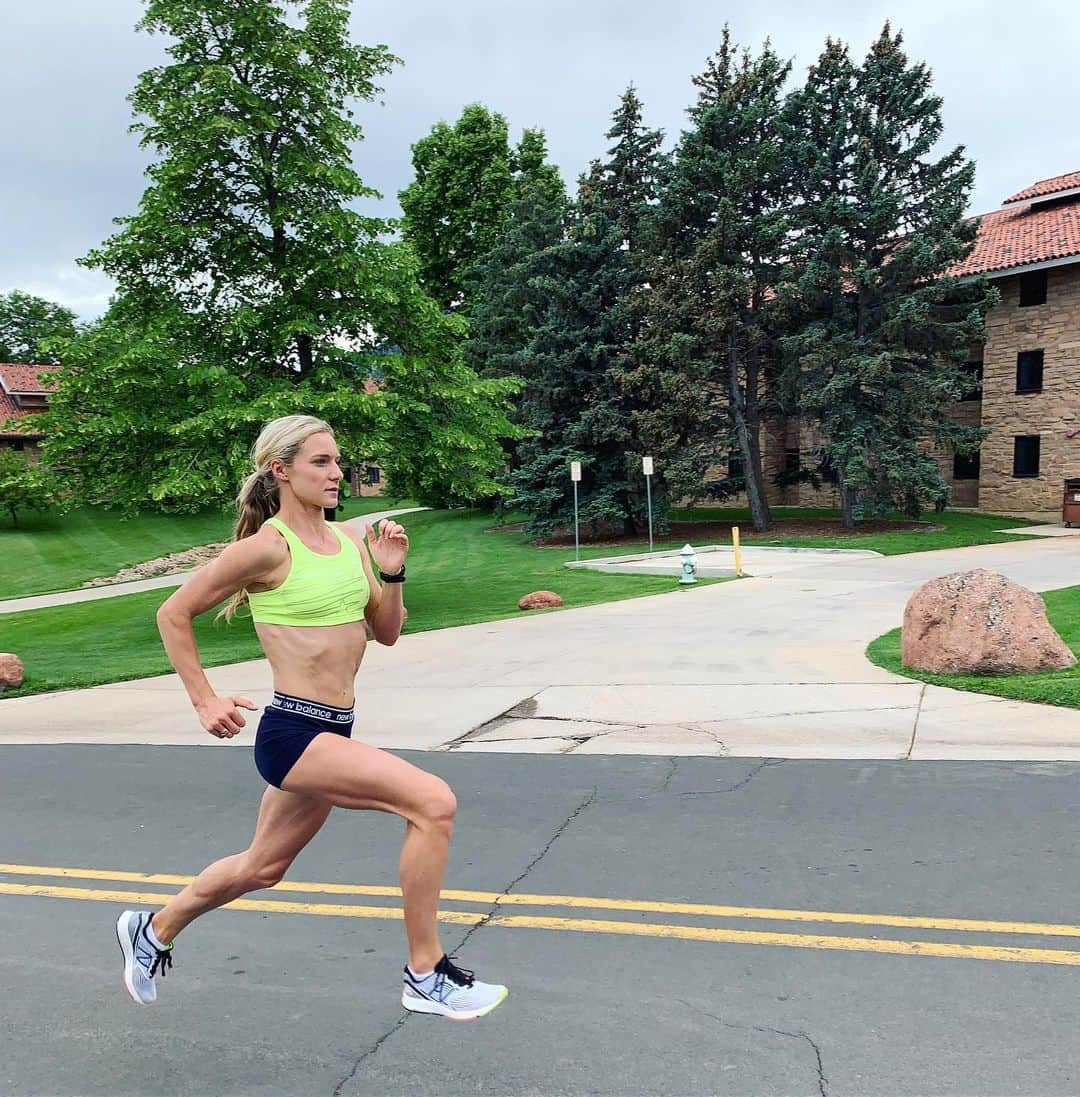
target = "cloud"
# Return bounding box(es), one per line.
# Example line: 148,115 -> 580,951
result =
4,0 -> 1076,320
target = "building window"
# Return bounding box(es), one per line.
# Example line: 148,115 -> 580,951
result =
365,466 -> 381,485
1019,269 -> 1048,307
728,452 -> 744,480
1013,435 -> 1041,478
960,360 -> 983,401
953,451 -> 980,481
1015,349 -> 1044,394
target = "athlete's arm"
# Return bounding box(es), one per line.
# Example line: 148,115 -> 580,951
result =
341,519 -> 407,646
156,531 -> 284,737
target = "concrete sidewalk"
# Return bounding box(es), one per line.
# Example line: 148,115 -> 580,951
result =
2,531 -> 1078,760
567,543 -> 881,579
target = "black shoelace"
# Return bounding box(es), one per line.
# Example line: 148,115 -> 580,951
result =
435,954 -> 474,989
143,935 -> 174,979
149,948 -> 173,978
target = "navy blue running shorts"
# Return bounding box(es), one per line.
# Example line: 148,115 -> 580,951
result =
254,691 -> 354,788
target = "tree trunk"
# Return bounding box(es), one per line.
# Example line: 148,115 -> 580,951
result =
728,333 -> 771,533
841,483 -> 856,529
296,334 -> 314,374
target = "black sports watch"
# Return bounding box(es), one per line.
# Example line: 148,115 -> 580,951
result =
379,564 -> 406,583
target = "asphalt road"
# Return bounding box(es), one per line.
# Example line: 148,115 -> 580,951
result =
3,745 -> 1080,1096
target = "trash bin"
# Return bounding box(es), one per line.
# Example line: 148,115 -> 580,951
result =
1064,478 -> 1080,528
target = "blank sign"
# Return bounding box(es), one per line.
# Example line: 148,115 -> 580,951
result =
643,456 -> 654,475
571,461 -> 582,482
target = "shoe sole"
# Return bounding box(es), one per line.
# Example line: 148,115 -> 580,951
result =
115,911 -> 152,1006
401,985 -> 508,1022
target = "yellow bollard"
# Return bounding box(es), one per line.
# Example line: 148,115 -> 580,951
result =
732,525 -> 743,577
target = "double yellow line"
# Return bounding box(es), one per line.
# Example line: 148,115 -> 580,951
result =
2,861 -> 1078,967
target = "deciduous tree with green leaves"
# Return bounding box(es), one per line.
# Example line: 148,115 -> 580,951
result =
400,106 -> 564,312
0,291 -> 80,364
781,27 -> 995,525
40,0 -> 517,511
0,447 -> 53,526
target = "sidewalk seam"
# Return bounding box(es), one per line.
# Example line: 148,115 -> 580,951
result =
906,684 -> 928,760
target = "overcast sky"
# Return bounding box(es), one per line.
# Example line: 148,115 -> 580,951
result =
3,0 -> 1077,320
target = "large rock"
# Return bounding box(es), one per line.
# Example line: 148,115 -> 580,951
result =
518,590 -> 563,610
902,569 -> 1076,676
0,653 -> 24,690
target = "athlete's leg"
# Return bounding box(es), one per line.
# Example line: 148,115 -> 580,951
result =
281,735 -> 455,974
151,786 -> 332,944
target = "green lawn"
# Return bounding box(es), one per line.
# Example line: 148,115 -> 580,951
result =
0,495 -> 416,600
866,585 -> 1080,709
0,508 -> 723,698
669,506 -> 1042,555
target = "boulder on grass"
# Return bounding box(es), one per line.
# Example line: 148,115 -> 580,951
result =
0,653 -> 24,690
902,569 -> 1076,675
518,591 -> 563,610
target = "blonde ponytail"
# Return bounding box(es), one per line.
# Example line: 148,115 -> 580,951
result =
219,414 -> 335,622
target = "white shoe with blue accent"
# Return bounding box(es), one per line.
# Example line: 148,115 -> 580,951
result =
401,954 -> 508,1021
115,910 -> 173,1005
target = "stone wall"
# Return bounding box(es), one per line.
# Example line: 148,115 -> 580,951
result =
935,395 -> 982,509
677,263 -> 1080,518
977,266 -> 1080,512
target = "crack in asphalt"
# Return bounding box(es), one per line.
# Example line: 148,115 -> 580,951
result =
658,756 -> 680,793
328,786 -> 599,1094
680,757 -> 786,795
678,999 -> 829,1096
330,1015 -> 410,1097
488,785 -> 600,905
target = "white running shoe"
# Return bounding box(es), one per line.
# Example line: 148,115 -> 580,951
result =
401,954 -> 508,1021
115,910 -> 173,1005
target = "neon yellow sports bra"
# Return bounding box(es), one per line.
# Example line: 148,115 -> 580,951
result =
247,516 -> 370,627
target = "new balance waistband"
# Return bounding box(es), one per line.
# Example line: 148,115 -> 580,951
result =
269,691 -> 354,724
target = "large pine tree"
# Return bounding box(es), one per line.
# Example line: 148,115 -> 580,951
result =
782,27 -> 995,524
474,88 -> 666,534
627,32 -> 792,531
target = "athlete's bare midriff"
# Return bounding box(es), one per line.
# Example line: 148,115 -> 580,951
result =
255,619 -> 369,708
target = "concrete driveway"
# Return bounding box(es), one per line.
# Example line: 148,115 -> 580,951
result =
3,534 -> 1078,760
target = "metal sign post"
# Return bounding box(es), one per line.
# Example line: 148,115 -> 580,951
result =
642,456 -> 654,552
570,461 -> 582,561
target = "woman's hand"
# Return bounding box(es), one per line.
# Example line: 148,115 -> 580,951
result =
196,695 -> 258,739
365,519 -> 409,576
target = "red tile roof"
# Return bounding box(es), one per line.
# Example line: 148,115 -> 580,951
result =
0,363 -> 59,395
1003,170 -> 1080,205
0,363 -> 57,438
950,201 -> 1080,278
945,169 -> 1080,278
0,391 -> 46,437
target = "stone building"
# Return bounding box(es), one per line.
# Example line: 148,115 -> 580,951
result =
942,169 -> 1080,514
723,170 -> 1080,516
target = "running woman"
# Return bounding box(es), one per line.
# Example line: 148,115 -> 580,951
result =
115,415 -> 507,1022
